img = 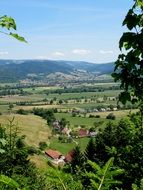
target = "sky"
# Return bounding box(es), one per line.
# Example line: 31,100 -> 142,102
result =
0,0 -> 133,63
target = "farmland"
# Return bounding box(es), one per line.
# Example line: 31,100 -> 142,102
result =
0,80 -> 137,163
0,114 -> 51,147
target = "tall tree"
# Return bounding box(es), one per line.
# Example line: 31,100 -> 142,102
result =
112,0 -> 143,107
85,138 -> 96,162
70,146 -> 86,174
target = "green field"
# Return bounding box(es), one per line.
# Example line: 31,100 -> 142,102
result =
0,94 -> 46,103
0,82 -> 137,169
47,90 -> 121,100
55,112 -> 107,128
49,137 -> 90,154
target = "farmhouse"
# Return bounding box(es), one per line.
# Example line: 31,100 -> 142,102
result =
45,149 -> 65,164
78,128 -> 89,138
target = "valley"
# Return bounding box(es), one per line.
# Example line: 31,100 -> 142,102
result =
0,65 -> 138,168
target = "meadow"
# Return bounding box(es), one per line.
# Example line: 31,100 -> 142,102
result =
0,114 -> 51,147
0,81 -> 137,169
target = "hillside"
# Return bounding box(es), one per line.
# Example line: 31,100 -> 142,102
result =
0,59 -> 114,82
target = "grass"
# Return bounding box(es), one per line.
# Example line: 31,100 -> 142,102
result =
49,137 -> 90,154
55,113 -> 106,128
88,109 -> 138,118
0,105 -> 9,113
0,94 -> 47,103
23,86 -> 63,93
0,114 -> 51,147
47,90 -> 121,100
14,104 -> 64,111
29,154 -> 49,170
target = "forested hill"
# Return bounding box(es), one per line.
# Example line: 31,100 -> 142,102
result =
0,59 -> 114,82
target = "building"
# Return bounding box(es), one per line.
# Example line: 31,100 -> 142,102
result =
78,128 -> 89,138
45,149 -> 65,164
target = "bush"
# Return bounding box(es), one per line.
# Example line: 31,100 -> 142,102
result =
106,113 -> 116,120
95,115 -> 100,118
39,141 -> 48,150
28,146 -> 38,155
89,114 -> 94,118
16,109 -> 27,115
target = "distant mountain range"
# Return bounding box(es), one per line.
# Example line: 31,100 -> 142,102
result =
0,60 -> 115,82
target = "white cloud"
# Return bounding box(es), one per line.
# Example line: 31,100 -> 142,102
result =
72,49 -> 91,56
0,51 -> 8,56
35,56 -> 49,59
99,50 -> 113,54
52,51 -> 65,57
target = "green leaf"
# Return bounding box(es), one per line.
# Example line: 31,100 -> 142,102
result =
136,0 -> 143,8
119,91 -> 131,104
0,15 -> 16,30
10,33 -> 27,43
0,138 -> 7,146
0,175 -> 20,189
0,148 -> 5,153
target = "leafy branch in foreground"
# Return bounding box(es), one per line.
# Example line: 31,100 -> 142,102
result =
132,179 -> 143,190
45,167 -> 83,190
0,15 -> 27,42
0,175 -> 20,190
112,0 -> 143,105
85,157 -> 124,190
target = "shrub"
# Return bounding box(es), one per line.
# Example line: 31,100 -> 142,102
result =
95,115 -> 100,118
106,113 -> 116,120
16,109 -> 27,115
89,114 -> 94,118
28,146 -> 38,155
39,141 -> 48,150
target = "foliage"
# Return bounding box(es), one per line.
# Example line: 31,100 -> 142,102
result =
59,117 -> 69,130
16,109 -> 28,115
132,179 -> 143,190
8,103 -> 14,110
45,167 -> 83,190
106,113 -> 116,120
0,175 -> 20,190
39,141 -> 48,150
112,0 -> 143,105
0,118 -> 47,189
89,117 -> 143,189
0,15 -> 27,42
33,108 -> 56,125
70,146 -> 86,174
85,158 -> 123,190
85,138 -> 96,161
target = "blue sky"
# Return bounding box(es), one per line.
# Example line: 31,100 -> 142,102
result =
0,0 -> 133,63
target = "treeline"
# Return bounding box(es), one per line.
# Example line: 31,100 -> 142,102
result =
42,85 -> 120,95
0,89 -> 30,96
33,108 -> 57,125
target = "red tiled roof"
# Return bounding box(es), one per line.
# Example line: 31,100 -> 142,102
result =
45,149 -> 62,159
65,150 -> 74,162
78,129 -> 89,137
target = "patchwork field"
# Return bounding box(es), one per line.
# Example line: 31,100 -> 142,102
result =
0,81 -> 138,171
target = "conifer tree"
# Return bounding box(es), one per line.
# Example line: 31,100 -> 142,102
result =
70,146 -> 86,174
85,138 -> 96,161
